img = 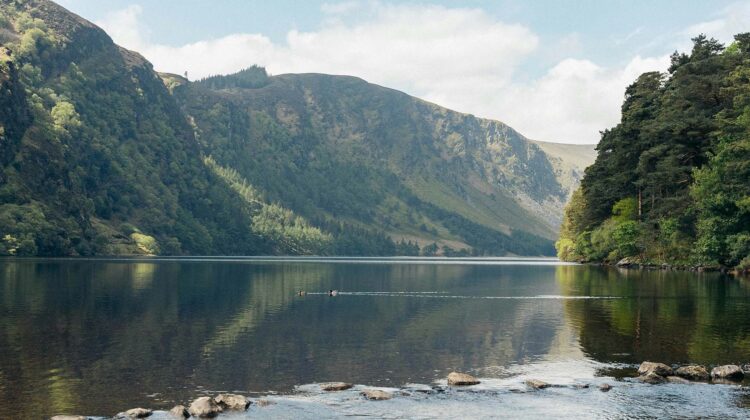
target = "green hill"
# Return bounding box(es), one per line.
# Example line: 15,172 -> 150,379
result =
0,0 -> 593,257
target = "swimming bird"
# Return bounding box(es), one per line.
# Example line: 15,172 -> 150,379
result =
328,290 -> 338,296
297,290 -> 306,296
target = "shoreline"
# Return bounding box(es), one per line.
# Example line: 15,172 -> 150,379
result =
49,363 -> 750,419
574,259 -> 750,276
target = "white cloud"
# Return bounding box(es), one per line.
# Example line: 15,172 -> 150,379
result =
95,2 -> 673,144
490,55 -> 671,143
95,5 -> 148,50
684,1 -> 750,44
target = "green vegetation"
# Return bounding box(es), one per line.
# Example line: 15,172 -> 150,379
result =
558,33 -> 750,271
0,0 -> 591,257
0,0 -> 270,256
176,70 -> 565,256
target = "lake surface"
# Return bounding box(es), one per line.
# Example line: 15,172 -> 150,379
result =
1,257 -> 750,418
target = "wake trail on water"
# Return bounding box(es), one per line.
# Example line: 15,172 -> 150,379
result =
305,292 -> 622,299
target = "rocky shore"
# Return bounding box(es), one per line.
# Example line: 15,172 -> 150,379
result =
590,257 -> 750,276
48,364 -> 749,419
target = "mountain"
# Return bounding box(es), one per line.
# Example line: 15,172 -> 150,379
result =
0,0 -> 270,256
0,0 -> 593,257
172,69 -> 595,255
557,33 -> 750,271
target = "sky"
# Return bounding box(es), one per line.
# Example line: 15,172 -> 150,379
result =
56,0 -> 750,144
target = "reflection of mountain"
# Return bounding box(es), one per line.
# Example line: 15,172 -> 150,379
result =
556,265 -> 750,367
0,261 -> 588,418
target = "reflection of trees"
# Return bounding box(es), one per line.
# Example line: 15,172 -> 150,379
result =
1,261 -> 588,418
557,265 -> 750,366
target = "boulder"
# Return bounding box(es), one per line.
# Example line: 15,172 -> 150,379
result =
598,383 -> 612,392
188,397 -> 222,418
711,365 -> 744,381
361,389 -> 392,400
168,405 -> 189,418
525,379 -> 550,389
675,365 -> 709,381
447,372 -> 480,386
116,408 -> 152,418
617,257 -> 634,267
50,416 -> 87,420
320,382 -> 354,391
638,372 -> 667,384
666,376 -> 691,384
637,361 -> 673,377
215,393 -> 250,410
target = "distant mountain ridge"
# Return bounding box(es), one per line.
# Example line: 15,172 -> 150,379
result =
0,0 -> 594,257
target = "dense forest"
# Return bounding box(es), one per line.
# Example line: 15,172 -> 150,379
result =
0,0 -> 591,257
557,33 -> 750,271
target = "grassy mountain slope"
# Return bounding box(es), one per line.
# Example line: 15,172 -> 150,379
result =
0,0 -> 593,257
172,69 -> 587,255
530,140 -> 596,204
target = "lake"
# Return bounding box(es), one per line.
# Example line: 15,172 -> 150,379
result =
2,257 -> 750,418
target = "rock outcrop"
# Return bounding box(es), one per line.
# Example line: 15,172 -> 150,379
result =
215,394 -> 250,411
361,389 -> 393,400
188,397 -> 222,418
675,365 -> 709,381
710,365 -> 744,381
447,372 -> 480,386
525,379 -> 550,389
168,405 -> 189,418
638,372 -> 667,384
115,408 -> 152,418
320,382 -> 354,391
637,361 -> 673,377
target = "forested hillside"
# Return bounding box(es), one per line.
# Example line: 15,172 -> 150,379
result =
0,0 -> 271,256
557,33 -> 750,271
0,0 -> 592,257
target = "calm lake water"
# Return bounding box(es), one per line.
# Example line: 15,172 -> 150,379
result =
2,257 -> 750,418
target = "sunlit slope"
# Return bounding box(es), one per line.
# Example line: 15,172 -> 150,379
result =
173,70 -> 586,254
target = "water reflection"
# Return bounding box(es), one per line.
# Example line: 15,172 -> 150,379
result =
0,260 -> 749,418
557,265 -> 750,367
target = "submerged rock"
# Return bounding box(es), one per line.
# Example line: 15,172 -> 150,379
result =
573,383 -> 590,389
50,416 -> 88,420
256,399 -> 274,407
525,379 -> 550,389
447,372 -> 480,386
711,365 -> 744,381
403,383 -> 435,393
115,408 -> 152,418
321,382 -> 354,391
215,393 -> 250,410
638,361 -> 673,377
361,389 -> 393,400
666,376 -> 692,384
638,372 -> 667,384
598,383 -> 612,392
675,365 -> 709,381
189,397 -> 222,418
168,405 -> 189,418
